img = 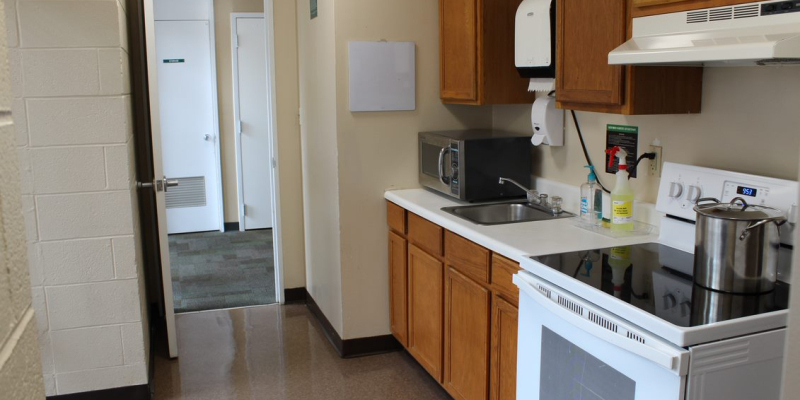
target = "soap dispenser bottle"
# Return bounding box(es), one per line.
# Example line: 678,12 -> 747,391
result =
605,146 -> 634,232
580,166 -> 602,226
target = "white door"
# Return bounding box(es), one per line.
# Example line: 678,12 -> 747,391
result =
155,20 -> 222,234
232,15 -> 274,230
514,272 -> 689,400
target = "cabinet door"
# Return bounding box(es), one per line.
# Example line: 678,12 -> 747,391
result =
444,267 -> 491,400
389,231 -> 408,347
490,296 -> 518,400
408,244 -> 444,382
556,0 -> 627,106
440,0 -> 479,102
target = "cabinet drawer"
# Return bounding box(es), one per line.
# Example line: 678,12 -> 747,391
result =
445,231 -> 490,284
408,213 -> 444,256
387,201 -> 406,234
491,254 -> 521,304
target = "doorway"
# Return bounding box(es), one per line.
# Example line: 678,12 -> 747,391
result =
141,0 -> 284,358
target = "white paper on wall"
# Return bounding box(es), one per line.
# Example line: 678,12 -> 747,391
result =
348,41 -> 416,112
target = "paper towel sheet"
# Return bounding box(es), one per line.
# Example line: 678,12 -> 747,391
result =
528,78 -> 555,93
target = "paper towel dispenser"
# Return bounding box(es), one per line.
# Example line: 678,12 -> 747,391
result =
515,0 -> 556,78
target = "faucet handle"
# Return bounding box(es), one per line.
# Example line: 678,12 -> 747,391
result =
551,196 -> 563,214
538,194 -> 549,206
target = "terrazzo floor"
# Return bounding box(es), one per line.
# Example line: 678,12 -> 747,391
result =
153,304 -> 451,400
168,229 -> 276,313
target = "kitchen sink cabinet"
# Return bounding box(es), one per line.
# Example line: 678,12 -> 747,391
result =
444,267 -> 491,400
386,201 -> 522,399
632,0 -> 758,17
439,0 -> 537,105
490,295 -> 518,400
556,0 -> 704,114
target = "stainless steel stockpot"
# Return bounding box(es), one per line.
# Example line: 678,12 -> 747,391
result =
693,197 -> 787,294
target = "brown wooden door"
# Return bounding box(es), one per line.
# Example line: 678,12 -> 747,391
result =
408,244 -> 445,382
490,296 -> 518,400
389,231 -> 408,347
444,267 -> 491,400
556,0 -> 627,106
440,0 -> 479,102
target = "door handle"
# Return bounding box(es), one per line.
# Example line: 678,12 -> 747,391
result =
204,134 -> 216,142
438,147 -> 451,185
137,176 -> 179,192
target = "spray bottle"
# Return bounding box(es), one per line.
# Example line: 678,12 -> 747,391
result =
580,166 -> 603,226
605,146 -> 634,231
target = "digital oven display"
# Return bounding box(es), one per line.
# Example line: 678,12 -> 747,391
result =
737,186 -> 758,197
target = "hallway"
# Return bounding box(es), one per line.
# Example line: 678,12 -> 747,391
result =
153,305 -> 451,400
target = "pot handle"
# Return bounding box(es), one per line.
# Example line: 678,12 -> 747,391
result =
739,216 -> 788,241
695,197 -> 721,209
729,197 -> 750,211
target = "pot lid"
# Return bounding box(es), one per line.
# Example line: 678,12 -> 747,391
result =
694,198 -> 786,221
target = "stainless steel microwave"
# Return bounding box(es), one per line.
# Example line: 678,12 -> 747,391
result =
419,130 -> 532,202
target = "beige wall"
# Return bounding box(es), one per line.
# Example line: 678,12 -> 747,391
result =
214,0 -> 264,223
492,67 -> 800,205
296,0 -> 344,333
0,1 -> 45,397
271,0 -> 305,289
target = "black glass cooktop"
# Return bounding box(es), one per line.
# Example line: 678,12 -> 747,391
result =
530,243 -> 790,328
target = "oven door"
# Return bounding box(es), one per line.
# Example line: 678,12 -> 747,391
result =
514,271 -> 690,400
419,133 -> 456,198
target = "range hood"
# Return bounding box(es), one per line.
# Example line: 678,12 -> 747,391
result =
609,0 -> 800,66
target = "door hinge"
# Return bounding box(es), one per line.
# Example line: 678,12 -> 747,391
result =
272,157 -> 276,168
243,204 -> 248,216
234,34 -> 239,48
236,120 -> 242,135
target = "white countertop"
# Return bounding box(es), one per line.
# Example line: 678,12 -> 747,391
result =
385,188 -> 659,263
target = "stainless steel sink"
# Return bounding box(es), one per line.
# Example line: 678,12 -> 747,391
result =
441,202 -> 573,226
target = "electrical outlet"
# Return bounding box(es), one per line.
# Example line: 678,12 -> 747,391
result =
649,145 -> 663,177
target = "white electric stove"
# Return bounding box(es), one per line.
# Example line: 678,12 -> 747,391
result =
514,162 -> 797,400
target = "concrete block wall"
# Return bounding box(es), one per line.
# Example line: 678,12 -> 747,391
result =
5,0 -> 150,396
0,0 -> 46,396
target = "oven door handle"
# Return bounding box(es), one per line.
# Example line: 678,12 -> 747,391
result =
438,147 -> 451,185
515,273 -> 688,375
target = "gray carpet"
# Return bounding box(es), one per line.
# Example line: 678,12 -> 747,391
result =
168,229 -> 276,313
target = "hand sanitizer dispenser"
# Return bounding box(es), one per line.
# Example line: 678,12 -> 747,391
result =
530,95 -> 564,146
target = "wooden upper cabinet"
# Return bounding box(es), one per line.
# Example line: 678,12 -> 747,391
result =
556,0 -> 704,115
444,267 -> 491,400
408,244 -> 445,382
632,0 -> 759,17
388,231 -> 409,347
440,0 -> 537,105
557,0 -> 627,106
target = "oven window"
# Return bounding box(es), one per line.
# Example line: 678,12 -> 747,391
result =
421,142 -> 444,178
540,327 -> 636,400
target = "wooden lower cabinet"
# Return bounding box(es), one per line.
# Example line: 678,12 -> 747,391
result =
389,231 -> 408,347
408,244 -> 445,382
490,295 -> 519,400
444,267 -> 491,400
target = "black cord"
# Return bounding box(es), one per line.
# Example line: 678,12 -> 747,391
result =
570,110 -> 611,194
627,152 -> 657,180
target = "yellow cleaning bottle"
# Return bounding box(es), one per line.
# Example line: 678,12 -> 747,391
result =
605,146 -> 634,232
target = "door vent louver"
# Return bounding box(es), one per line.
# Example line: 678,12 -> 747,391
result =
588,311 -> 618,333
627,331 -> 646,344
734,4 -> 760,19
557,295 -> 584,316
165,176 -> 207,209
687,10 -> 709,23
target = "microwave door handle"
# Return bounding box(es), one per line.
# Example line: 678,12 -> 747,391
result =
515,274 -> 687,375
438,147 -> 451,185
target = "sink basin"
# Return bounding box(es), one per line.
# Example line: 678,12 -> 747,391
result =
441,202 -> 574,226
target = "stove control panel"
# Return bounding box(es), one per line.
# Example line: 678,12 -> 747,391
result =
656,162 -> 798,244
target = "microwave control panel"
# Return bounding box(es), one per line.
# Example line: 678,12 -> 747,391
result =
449,143 -> 460,195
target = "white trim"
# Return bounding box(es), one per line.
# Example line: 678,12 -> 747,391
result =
207,1 -> 225,233
143,0 -> 178,359
263,0 -> 285,304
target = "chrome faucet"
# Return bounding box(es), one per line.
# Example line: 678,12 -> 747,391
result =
498,177 -> 564,214
498,177 -> 540,204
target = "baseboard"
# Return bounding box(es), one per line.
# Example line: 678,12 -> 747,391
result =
47,385 -> 150,400
284,287 -> 307,304
305,290 -> 401,358
223,222 -> 239,232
